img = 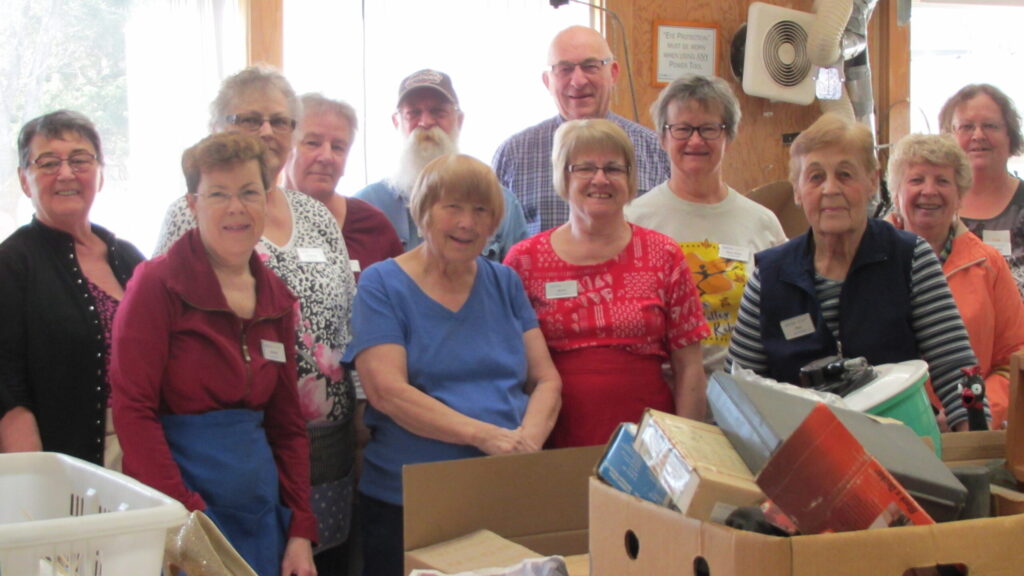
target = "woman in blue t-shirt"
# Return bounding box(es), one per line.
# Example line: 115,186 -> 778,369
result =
344,154 -> 562,576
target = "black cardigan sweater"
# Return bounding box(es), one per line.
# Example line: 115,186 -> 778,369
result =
0,218 -> 144,464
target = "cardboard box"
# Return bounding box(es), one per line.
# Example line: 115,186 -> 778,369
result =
939,430 -> 1006,467
403,446 -> 603,575
634,409 -> 765,523
589,476 -> 1024,575
405,530 -> 541,574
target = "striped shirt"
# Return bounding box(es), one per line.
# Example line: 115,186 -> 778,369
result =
727,237 -> 982,429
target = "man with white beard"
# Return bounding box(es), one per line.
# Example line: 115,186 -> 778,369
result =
355,69 -> 528,261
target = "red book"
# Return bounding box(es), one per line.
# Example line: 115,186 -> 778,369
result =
756,402 -> 934,534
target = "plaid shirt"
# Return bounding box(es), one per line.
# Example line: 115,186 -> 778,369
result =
492,113 -> 670,235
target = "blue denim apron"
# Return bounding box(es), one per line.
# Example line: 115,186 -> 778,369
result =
162,409 -> 291,576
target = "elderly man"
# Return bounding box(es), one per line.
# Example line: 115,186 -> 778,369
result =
285,93 -> 402,281
492,25 -> 670,235
355,69 -> 528,261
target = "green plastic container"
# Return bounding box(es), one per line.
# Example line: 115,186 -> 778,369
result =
843,360 -> 942,458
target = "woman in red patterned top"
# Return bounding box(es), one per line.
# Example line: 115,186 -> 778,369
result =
504,119 -> 709,448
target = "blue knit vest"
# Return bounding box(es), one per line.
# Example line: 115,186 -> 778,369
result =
755,219 -> 920,385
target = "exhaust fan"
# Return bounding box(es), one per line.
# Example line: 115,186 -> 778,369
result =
741,2 -> 817,105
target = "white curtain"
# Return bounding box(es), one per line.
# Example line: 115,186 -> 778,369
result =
283,0 -> 592,197
0,0 -> 244,253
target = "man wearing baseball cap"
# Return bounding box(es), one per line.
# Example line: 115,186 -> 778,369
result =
355,69 -> 528,261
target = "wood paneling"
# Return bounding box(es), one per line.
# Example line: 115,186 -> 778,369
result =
246,0 -> 283,68
604,0 -> 906,194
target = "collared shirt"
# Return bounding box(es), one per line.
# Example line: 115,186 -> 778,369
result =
492,113 -> 671,235
354,180 -> 529,262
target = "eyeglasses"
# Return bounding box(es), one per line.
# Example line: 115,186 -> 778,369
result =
663,123 -> 728,141
225,114 -> 297,134
549,58 -> 613,79
953,122 -> 1004,137
31,153 -> 97,175
193,189 -> 267,206
567,163 -> 629,180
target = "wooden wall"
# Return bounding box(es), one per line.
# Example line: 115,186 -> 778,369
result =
604,0 -> 908,194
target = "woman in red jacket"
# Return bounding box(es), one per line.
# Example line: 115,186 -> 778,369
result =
111,132 -> 316,576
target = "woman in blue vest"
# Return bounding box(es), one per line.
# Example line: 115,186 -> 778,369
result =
726,113 -> 985,432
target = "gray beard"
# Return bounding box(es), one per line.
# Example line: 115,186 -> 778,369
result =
390,127 -> 459,202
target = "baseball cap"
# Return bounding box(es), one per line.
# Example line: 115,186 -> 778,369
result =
397,69 -> 459,107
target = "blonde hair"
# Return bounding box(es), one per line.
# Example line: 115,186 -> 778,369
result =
410,154 -> 504,236
789,113 -> 878,187
551,119 -> 637,201
887,133 -> 973,215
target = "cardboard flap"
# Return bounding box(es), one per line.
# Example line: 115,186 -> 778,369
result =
939,430 -> 1006,465
405,529 -> 541,574
404,446 -> 603,551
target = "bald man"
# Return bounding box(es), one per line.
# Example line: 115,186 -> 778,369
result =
492,25 -> 670,235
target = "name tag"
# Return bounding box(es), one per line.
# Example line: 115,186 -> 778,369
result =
545,280 -> 578,299
983,230 -> 1012,257
718,244 -> 751,262
261,339 -> 287,363
350,259 -> 362,273
296,247 -> 327,263
780,313 -> 815,341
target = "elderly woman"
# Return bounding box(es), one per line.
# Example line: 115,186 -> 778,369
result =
112,133 -> 315,576
504,119 -> 709,448
284,92 -> 403,281
625,74 -> 786,376
888,134 -> 1024,429
940,84 -> 1024,296
345,154 -> 561,576
0,110 -> 144,467
155,67 -> 356,568
727,114 -> 984,432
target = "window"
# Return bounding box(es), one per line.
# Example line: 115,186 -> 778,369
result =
910,0 -> 1024,176
283,0 -> 592,196
0,0 -> 245,254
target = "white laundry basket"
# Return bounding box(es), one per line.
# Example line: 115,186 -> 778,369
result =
0,452 -> 188,576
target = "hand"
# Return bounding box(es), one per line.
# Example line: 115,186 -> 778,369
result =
280,537 -> 316,576
473,425 -> 544,456
516,426 -> 545,453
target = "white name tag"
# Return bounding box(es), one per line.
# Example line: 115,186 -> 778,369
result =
350,259 -> 362,273
261,339 -> 287,363
780,313 -> 815,341
296,247 -> 327,263
545,280 -> 578,299
718,244 -> 751,262
983,230 -> 1012,257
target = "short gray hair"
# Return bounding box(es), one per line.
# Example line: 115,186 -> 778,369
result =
209,65 -> 301,133
650,75 -> 741,141
300,93 -> 358,138
789,114 -> 878,187
888,133 -> 973,212
19,110 -> 104,168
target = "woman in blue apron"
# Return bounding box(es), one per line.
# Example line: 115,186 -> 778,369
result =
111,132 -> 317,576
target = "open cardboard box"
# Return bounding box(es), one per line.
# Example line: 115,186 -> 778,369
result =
589,476 -> 1024,575
403,445 -> 603,575
590,429 -> 1024,575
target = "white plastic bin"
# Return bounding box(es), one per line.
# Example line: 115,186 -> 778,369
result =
0,452 -> 188,576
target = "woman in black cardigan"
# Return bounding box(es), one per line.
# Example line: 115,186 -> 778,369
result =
0,110 -> 144,467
